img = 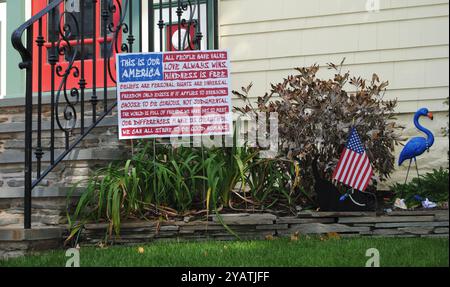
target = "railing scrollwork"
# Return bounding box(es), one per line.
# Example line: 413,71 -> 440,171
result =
55,10 -> 81,137
11,0 -> 218,229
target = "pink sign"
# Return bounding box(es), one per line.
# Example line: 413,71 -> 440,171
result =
116,50 -> 232,139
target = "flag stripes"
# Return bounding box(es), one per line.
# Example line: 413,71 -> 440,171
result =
332,128 -> 373,192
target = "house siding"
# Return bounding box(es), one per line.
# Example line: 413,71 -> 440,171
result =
219,0 -> 449,187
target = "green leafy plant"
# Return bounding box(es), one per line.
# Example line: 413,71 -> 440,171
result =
67,136 -> 296,242
390,168 -> 449,207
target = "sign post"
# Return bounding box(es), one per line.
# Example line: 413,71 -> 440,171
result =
116,50 -> 232,140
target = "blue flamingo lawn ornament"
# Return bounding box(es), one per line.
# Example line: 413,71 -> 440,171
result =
399,108 -> 435,184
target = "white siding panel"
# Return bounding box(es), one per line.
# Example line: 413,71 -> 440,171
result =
219,0 -> 449,183
220,0 -> 448,26
220,0 -> 449,113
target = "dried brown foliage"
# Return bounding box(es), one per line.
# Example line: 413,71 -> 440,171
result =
234,60 -> 403,195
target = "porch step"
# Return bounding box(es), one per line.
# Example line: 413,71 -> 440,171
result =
0,92 -> 126,201
0,145 -> 125,202
0,226 -> 63,260
0,186 -> 84,199
0,114 -> 118,134
0,98 -> 126,230
0,212 -> 22,227
0,226 -> 62,241
0,205 -> 70,228
0,186 -> 84,230
0,147 -> 128,164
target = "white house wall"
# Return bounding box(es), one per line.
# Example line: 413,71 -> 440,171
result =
218,0 -> 449,188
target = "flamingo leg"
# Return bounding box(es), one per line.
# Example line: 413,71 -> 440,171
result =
404,158 -> 413,185
414,157 -> 422,188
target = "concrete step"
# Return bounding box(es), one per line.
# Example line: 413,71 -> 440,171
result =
0,185 -> 85,199
0,211 -> 22,227
0,147 -> 128,165
0,226 -> 64,259
0,115 -> 118,134
0,207 -> 69,228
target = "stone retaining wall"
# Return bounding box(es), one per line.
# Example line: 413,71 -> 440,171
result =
79,211 -> 449,245
1,210 -> 448,259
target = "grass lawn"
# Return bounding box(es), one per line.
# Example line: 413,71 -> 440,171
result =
1,237 -> 448,267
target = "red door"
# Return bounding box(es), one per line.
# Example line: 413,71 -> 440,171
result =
32,0 -> 121,92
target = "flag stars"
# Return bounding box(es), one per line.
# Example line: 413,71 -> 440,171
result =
346,129 -> 365,154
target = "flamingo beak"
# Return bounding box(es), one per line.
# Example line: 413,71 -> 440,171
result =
427,112 -> 434,120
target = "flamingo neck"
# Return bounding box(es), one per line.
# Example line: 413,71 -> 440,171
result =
414,113 -> 435,147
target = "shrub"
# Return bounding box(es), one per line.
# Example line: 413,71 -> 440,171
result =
390,168 -> 449,207
234,60 -> 403,197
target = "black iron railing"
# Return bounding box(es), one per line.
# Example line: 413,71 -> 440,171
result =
11,0 -> 218,229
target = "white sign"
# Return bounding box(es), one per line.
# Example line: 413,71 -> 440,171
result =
116,50 -> 232,139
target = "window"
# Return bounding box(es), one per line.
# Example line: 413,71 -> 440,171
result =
32,0 -> 121,93
144,0 -> 216,52
31,0 -> 218,93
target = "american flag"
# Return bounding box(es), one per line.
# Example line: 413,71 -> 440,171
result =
332,128 -> 373,192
